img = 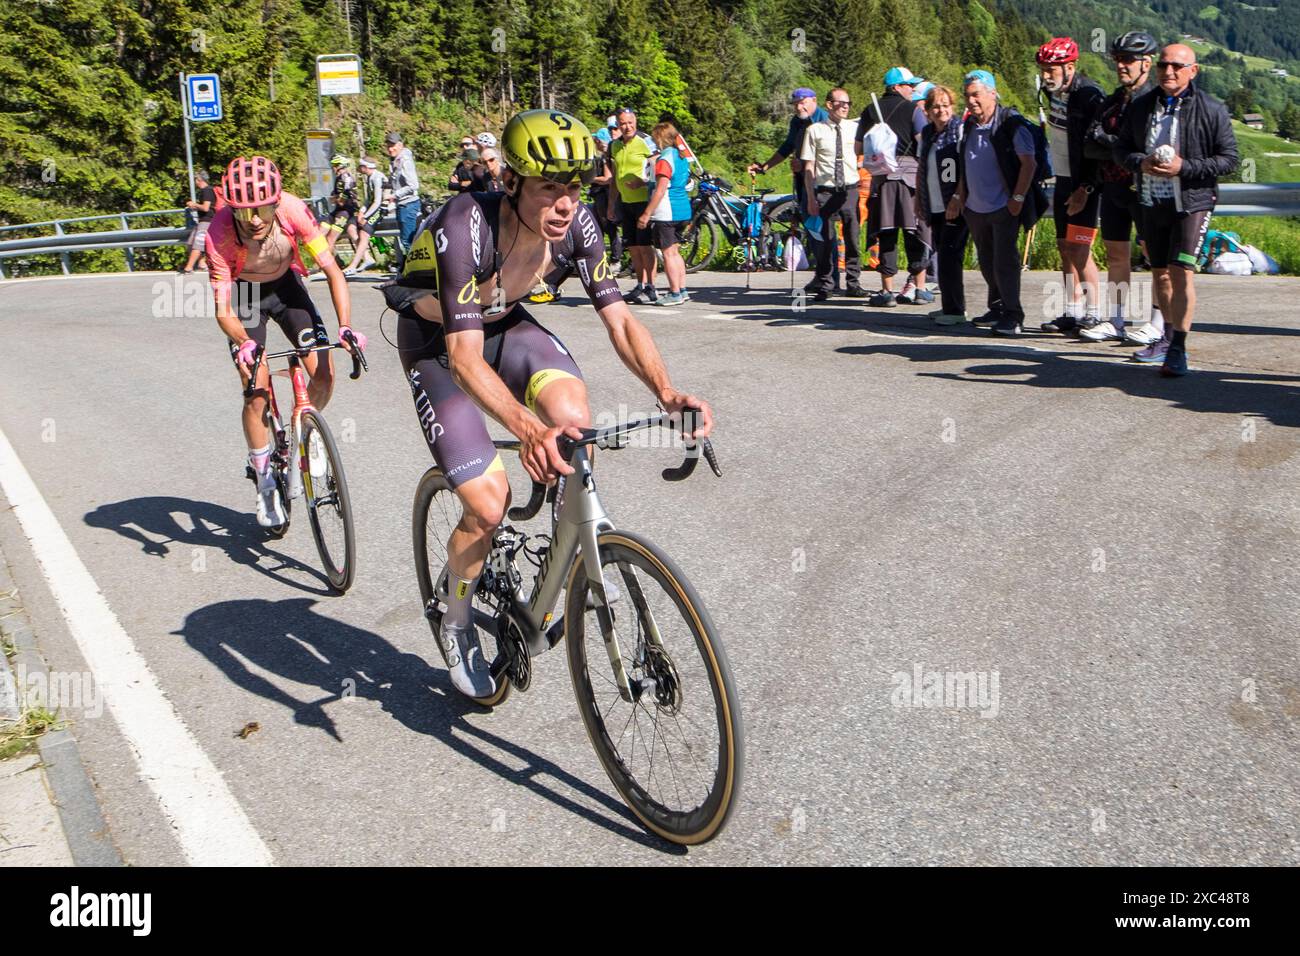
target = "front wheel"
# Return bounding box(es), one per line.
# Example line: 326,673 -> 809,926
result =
565,530 -> 743,844
301,411 -> 356,592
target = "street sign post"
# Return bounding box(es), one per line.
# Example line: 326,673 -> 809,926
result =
179,73 -> 223,203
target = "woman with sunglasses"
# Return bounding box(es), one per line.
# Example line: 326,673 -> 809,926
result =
379,110 -> 713,700
205,155 -> 366,528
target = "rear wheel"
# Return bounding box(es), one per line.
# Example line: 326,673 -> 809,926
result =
412,468 -> 511,708
680,216 -> 719,273
301,411 -> 356,592
762,200 -> 800,270
565,530 -> 742,844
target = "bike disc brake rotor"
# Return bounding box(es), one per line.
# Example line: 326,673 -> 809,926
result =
643,642 -> 683,715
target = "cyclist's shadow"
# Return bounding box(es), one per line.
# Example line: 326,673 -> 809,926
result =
84,496 -> 333,595
172,597 -> 677,850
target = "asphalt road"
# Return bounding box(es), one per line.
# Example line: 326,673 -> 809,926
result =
0,267 -> 1296,865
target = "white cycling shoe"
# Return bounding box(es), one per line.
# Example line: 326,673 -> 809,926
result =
439,619 -> 497,699
254,471 -> 287,528
1124,322 -> 1162,346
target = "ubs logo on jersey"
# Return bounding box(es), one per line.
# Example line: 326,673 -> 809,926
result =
457,276 -> 478,304
578,207 -> 600,250
469,205 -> 483,266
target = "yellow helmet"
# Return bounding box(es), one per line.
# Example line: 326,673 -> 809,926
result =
501,110 -> 597,184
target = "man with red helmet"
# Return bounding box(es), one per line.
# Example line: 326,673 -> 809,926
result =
205,155 -> 365,528
1035,37 -> 1107,337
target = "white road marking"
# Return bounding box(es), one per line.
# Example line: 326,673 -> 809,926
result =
0,426 -> 274,866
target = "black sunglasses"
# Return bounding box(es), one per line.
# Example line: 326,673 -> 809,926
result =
1156,61 -> 1192,71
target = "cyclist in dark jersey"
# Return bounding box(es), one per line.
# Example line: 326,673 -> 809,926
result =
380,110 -> 714,699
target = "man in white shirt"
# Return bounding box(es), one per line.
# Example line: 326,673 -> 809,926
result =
800,88 -> 864,301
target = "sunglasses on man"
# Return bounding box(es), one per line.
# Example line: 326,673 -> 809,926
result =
232,204 -> 277,223
1156,61 -> 1193,71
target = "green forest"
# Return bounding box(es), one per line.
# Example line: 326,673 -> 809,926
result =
2,0 -> 1298,271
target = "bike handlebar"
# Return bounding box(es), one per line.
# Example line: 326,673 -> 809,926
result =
241,337 -> 368,398
505,410 -> 721,522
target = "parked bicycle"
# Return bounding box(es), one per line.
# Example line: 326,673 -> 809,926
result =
412,410 -> 743,845
242,332 -> 367,592
676,173 -> 804,274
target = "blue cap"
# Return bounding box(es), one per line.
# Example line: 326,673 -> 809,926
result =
883,67 -> 924,87
911,81 -> 935,102
964,69 -> 997,90
593,128 -> 611,143
791,87 -> 817,102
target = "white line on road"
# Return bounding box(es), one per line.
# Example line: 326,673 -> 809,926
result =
0,425 -> 274,866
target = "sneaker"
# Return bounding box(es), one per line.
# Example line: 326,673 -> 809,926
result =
656,291 -> 686,306
341,267 -> 358,278
1124,322 -> 1162,346
913,289 -> 935,305
677,290 -> 691,302
991,316 -> 1023,336
934,312 -> 970,326
254,471 -> 286,528
439,619 -> 497,699
972,311 -> 1001,327
622,285 -> 647,304
1076,314 -> 1104,335
868,290 -> 897,308
896,280 -> 917,304
1160,345 -> 1189,377
528,288 -> 557,304
1130,338 -> 1170,364
813,289 -> 831,302
844,287 -> 868,299
1079,320 -> 1125,342
308,430 -> 327,479
1041,315 -> 1078,334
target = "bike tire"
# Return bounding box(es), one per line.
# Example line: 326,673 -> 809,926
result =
301,410 -> 356,593
411,468 -> 511,708
565,529 -> 743,845
763,199 -> 800,271
681,217 -> 720,274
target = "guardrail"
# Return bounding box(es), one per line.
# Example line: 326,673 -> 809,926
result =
1,184 -> 1296,278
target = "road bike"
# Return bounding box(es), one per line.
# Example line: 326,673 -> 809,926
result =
242,332 -> 367,592
411,410 -> 743,844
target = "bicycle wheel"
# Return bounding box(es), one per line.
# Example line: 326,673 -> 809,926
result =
411,468 -> 511,708
565,530 -> 743,844
301,410 -> 356,592
681,217 -> 719,274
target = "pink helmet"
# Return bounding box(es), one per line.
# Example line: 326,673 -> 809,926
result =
1037,37 -> 1080,65
222,156 -> 283,207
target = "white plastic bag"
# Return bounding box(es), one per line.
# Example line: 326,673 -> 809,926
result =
1207,250 -> 1253,276
1242,244 -> 1280,275
783,235 -> 808,271
861,93 -> 899,175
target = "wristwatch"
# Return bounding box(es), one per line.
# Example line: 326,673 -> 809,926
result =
1012,193 -> 1025,202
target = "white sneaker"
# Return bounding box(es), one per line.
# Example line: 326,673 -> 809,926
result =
896,280 -> 917,304
1124,322 -> 1162,345
1079,320 -> 1125,342
308,430 -> 327,479
255,471 -> 286,528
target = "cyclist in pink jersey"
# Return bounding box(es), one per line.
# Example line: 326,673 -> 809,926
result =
206,155 -> 366,527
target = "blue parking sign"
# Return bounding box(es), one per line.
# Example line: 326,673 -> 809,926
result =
187,74 -> 222,122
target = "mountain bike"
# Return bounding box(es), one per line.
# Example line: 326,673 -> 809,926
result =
412,410 -> 743,845
677,173 -> 802,274
242,331 -> 367,592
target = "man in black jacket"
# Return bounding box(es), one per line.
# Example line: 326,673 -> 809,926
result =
1036,38 -> 1107,335
1114,43 -> 1238,377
